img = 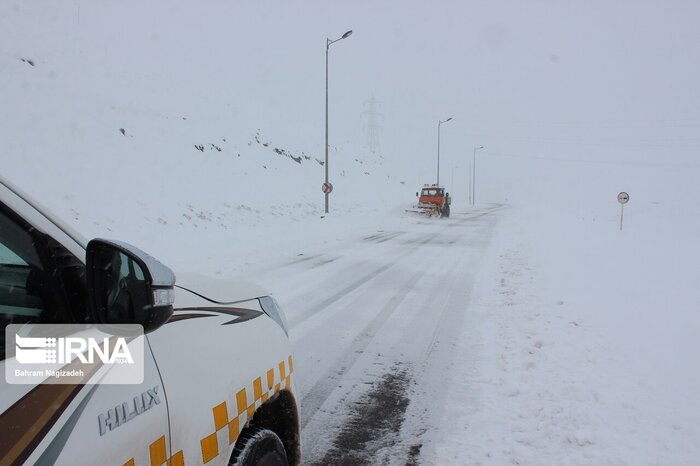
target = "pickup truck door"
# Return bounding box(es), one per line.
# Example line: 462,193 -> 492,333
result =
0,351 -> 171,466
0,193 -> 172,465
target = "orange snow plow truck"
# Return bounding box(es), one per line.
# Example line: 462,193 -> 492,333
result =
408,184 -> 451,217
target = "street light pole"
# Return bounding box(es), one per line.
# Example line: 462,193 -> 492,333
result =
325,40 -> 329,213
436,117 -> 452,185
472,145 -> 484,205
325,30 -> 352,214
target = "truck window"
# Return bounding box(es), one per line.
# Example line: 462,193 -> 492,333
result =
0,203 -> 87,359
0,208 -> 45,321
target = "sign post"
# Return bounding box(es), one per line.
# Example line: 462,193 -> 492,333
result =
617,191 -> 629,231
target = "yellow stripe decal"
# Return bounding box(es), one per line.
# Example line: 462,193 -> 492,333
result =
197,354 -> 295,464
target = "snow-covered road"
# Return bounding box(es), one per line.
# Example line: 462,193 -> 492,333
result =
245,206 -> 502,464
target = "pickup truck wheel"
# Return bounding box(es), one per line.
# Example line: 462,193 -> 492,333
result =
229,428 -> 288,466
442,205 -> 450,218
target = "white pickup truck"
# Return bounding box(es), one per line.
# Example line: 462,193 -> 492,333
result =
0,176 -> 300,466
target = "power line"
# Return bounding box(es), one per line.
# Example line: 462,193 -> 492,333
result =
484,150 -> 700,168
472,133 -> 700,148
471,116 -> 700,130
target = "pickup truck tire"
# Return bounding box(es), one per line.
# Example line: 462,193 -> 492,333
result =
230,428 -> 288,466
442,205 -> 450,218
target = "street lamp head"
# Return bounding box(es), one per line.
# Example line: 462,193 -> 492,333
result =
342,30 -> 353,39
446,117 -> 452,122
478,145 -> 484,149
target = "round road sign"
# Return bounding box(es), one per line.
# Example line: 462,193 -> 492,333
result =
617,192 -> 629,204
322,182 -> 333,194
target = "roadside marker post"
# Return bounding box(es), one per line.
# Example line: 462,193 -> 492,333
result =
617,191 -> 629,231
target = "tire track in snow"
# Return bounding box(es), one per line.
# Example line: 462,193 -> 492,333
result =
297,217 -> 483,462
288,209 -> 499,330
299,262 -> 429,428
300,207 -> 502,463
287,231 -> 437,329
311,368 -> 413,466
389,209 -> 501,463
298,223 -> 475,428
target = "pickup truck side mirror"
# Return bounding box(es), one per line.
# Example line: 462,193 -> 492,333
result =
415,192 -> 419,197
86,239 -> 176,334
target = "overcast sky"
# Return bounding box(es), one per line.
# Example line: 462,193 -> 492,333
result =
219,0 -> 700,157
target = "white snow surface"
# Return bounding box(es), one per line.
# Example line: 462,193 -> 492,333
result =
3,1 -> 700,465
427,202 -> 700,465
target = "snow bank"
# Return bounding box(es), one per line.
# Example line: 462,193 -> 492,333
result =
430,200 -> 700,465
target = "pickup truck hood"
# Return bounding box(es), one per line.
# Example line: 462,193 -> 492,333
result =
174,272 -> 269,304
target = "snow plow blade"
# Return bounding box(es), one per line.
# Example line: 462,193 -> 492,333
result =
405,205 -> 441,216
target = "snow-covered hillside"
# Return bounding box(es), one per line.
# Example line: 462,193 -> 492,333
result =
1,1 -> 415,271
